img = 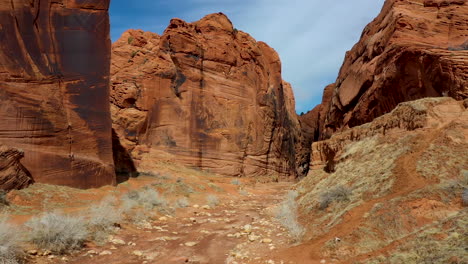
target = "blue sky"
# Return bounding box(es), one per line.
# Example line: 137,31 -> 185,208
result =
110,0 -> 385,113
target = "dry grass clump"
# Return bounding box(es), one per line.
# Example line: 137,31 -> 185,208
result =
122,188 -> 168,211
0,190 -> 8,206
206,195 -> 219,207
231,179 -> 241,185
462,188 -> 468,206
175,197 -> 190,208
87,196 -> 122,243
319,185 -> 352,210
275,191 -> 305,242
25,212 -> 88,254
0,217 -> 22,264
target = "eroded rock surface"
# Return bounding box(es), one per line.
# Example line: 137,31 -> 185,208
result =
310,97 -> 468,170
111,13 -> 306,179
0,145 -> 33,191
308,0 -> 467,139
0,0 -> 115,188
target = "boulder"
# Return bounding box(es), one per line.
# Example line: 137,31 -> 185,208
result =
0,145 -> 33,191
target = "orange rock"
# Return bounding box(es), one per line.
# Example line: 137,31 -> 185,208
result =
310,97 -> 468,170
0,145 -> 33,191
0,0 -> 115,188
111,13 -> 306,179
310,0 -> 467,139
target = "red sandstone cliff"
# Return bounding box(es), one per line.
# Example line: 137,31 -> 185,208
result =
111,13 -> 307,179
0,0 -> 115,188
305,0 -> 467,140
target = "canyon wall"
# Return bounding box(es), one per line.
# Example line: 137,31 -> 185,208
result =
304,0 -> 467,140
111,13 -> 307,179
0,0 -> 115,188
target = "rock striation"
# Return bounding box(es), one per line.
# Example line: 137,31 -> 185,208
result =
0,145 -> 33,191
111,13 -> 306,179
306,0 -> 467,140
0,0 -> 115,188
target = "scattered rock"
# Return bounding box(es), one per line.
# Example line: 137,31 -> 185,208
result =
110,238 -> 126,245
27,250 -> 38,256
185,242 -> 198,247
100,251 -> 112,256
243,224 -> 252,233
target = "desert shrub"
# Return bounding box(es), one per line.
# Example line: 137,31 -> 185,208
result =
0,190 -> 8,206
319,185 -> 352,210
231,179 -> 241,185
206,195 -> 219,207
122,188 -> 167,211
127,36 -> 134,44
275,190 -> 305,241
463,188 -> 468,206
175,197 -> 190,208
25,212 -> 88,254
239,189 -> 249,196
0,217 -> 21,264
87,197 -> 122,242
208,183 -> 224,192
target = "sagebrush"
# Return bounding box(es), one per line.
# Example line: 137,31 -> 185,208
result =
275,190 -> 305,241
26,212 -> 88,254
206,195 -> 219,207
319,185 -> 352,210
87,196 -> 122,242
0,217 -> 21,264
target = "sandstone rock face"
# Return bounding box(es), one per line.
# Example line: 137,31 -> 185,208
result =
310,97 -> 468,170
0,0 -> 115,188
0,145 -> 33,191
111,13 -> 305,179
310,0 -> 467,139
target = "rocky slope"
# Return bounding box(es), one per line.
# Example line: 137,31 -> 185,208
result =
0,0 -> 115,188
283,97 -> 468,263
111,13 -> 306,179
0,145 -> 33,191
303,0 -> 467,140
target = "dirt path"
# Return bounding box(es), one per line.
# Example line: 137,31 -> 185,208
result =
54,182 -> 295,264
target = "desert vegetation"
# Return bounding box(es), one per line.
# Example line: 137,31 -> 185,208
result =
275,190 -> 305,241
0,184 -> 176,259
26,212 -> 89,254
0,217 -> 21,264
318,185 -> 352,210
206,194 -> 220,207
